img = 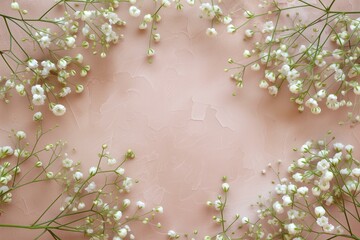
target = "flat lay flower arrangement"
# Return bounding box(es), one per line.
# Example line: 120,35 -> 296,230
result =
1,0 -> 360,240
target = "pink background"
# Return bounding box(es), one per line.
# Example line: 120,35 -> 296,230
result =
1,0 -> 359,239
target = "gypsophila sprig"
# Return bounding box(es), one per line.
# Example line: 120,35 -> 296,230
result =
185,0 -> 235,37
126,0 -> 234,59
237,133 -> 360,239
0,0 -> 125,117
176,132 -> 360,239
0,126 -> 63,206
0,126 -> 163,239
170,178 -> 245,240
128,0 -> 193,60
227,0 -> 360,123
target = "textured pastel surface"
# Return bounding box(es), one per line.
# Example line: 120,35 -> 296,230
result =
1,1 -> 360,239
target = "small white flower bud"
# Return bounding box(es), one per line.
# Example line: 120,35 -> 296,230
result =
89,166 -> 97,176
221,182 -> 230,192
147,48 -> 155,57
243,10 -> 254,19
245,29 -> 254,38
129,6 -> 141,17
15,131 -> 26,140
11,2 -> 20,10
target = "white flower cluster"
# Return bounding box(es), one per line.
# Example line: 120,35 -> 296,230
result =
227,0 -> 360,122
171,180 -> 250,240
0,145 -> 15,204
0,130 -> 43,205
174,135 -> 360,240
54,146 -> 163,239
0,128 -> 163,239
125,0 -> 233,56
126,0 -> 177,57
198,2 -> 233,37
1,1 -> 123,117
240,137 -> 359,239
74,6 -> 125,47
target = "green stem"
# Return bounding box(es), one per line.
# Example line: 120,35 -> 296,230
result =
38,0 -> 64,20
32,192 -> 63,226
298,0 -> 326,12
0,224 -> 80,233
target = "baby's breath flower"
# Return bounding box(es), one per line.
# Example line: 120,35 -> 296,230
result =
259,80 -> 269,89
153,33 -> 161,42
286,223 -> 300,235
122,177 -> 133,192
139,22 -> 148,30
15,84 -> 25,95
282,195 -> 292,206
206,27 -> 218,37
0,186 -> 10,194
10,2 -> 20,10
227,24 -> 236,33
223,16 -> 232,25
214,199 -> 223,211
222,182 -> 230,192
268,86 -> 278,96
316,216 -> 329,227
15,131 -> 26,140
78,202 -> 85,209
345,145 -> 354,153
136,200 -> 145,209
297,186 -> 308,196
143,14 -> 153,23
168,230 -> 179,239
129,6 -> 141,17
73,171 -> 83,181
245,29 -> 254,38
272,201 -> 284,214
324,223 -> 335,233
89,166 -> 98,176
85,181 -> 96,193
46,172 -> 54,179
75,84 -> 84,93
27,58 -> 39,69
243,10 -> 254,19
251,63 -> 260,71
243,50 -> 251,58
62,158 -> 73,168
262,21 -> 274,33
314,206 -> 326,217
33,112 -> 43,121
115,167 -> 125,175
186,0 -> 195,6
113,210 -> 123,221
51,104 -> 66,116
65,36 -> 76,48
154,206 -> 164,213
147,48 -> 155,57
122,198 -> 131,208
107,158 -> 117,165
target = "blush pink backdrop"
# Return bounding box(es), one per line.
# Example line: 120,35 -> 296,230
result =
0,0 -> 359,239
